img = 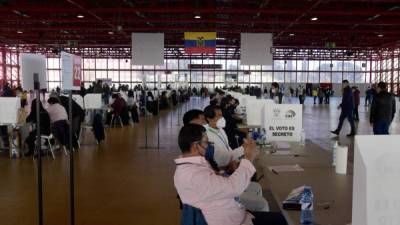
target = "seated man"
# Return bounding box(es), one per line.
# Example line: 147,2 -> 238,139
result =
183,110 -> 269,212
174,124 -> 286,225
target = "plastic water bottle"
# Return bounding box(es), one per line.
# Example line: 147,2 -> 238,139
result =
300,187 -> 314,224
332,141 -> 338,166
300,129 -> 306,146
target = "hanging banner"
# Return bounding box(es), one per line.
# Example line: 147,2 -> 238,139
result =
132,33 -> 164,65
262,104 -> 302,142
20,53 -> 47,90
61,51 -> 82,91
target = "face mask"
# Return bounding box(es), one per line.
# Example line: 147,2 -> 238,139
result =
216,117 -> 226,129
204,144 -> 215,161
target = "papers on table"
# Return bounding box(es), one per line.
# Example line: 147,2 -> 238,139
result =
268,164 -> 304,173
266,150 -> 292,155
271,141 -> 291,149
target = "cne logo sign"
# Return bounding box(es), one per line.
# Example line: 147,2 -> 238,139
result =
285,110 -> 296,119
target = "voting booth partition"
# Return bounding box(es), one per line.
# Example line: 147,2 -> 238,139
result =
246,99 -> 274,127
0,97 -> 21,125
353,135 -> 400,225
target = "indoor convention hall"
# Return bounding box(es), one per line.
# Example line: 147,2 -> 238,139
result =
0,1 -> 400,225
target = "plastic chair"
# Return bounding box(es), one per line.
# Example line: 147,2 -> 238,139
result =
110,114 -> 123,128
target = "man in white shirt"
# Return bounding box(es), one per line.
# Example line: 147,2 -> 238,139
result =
174,124 -> 287,225
203,104 -> 245,167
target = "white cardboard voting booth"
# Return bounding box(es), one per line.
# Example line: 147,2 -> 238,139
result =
353,135 -> 400,225
83,94 -> 102,109
246,99 -> 274,127
0,97 -> 21,124
262,104 -> 302,142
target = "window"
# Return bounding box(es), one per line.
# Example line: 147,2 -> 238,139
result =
273,72 -> 284,82
308,72 -> 319,83
96,59 -> 107,69
320,72 -> 331,83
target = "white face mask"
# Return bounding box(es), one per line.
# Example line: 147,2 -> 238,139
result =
216,117 -> 226,129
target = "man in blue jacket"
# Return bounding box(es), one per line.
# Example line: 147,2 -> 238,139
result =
331,80 -> 356,137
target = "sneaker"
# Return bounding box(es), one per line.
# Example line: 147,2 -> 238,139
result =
346,133 -> 355,137
330,130 -> 339,135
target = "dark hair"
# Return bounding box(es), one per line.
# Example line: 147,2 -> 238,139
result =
47,97 -> 60,104
178,124 -> 206,153
342,80 -> 349,84
183,109 -> 204,125
378,81 -> 387,90
112,93 -> 118,99
128,90 -> 134,97
203,104 -> 221,120
30,99 -> 45,112
272,82 -> 279,89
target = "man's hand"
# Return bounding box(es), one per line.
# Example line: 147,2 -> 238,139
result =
243,138 -> 258,161
225,160 -> 239,174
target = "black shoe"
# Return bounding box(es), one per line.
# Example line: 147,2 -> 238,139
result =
346,132 -> 355,137
330,130 -> 339,135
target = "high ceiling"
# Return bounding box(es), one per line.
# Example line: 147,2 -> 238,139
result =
1,0 -> 400,56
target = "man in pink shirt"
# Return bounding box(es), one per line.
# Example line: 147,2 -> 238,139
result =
174,124 -> 287,225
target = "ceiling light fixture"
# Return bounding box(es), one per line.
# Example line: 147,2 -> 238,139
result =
17,30 -> 23,34
289,33 -> 295,36
378,34 -> 384,37
108,31 -> 114,35
77,14 -> 84,18
310,17 -> 318,21
194,15 -> 201,19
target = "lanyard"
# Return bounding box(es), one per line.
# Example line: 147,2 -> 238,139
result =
207,127 -> 230,151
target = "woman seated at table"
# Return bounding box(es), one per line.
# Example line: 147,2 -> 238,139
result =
24,99 -> 51,156
47,97 -> 70,149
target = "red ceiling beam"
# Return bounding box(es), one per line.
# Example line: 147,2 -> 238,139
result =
2,26 -> 400,34
2,17 -> 400,26
1,6 -> 400,16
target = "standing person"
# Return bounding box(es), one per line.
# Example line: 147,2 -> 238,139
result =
370,82 -> 396,135
271,82 -> 280,104
312,88 -> 318,104
331,80 -> 356,137
318,87 -> 324,104
298,85 -> 305,104
324,87 -> 331,104
365,86 -> 372,106
352,86 -> 360,121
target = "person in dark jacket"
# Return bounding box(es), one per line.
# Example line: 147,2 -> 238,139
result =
370,82 -> 396,135
352,86 -> 360,121
59,95 -> 85,143
25,99 -> 51,156
331,80 -> 356,137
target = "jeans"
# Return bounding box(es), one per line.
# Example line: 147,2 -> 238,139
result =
373,120 -> 390,135
336,110 -> 356,133
353,106 -> 359,121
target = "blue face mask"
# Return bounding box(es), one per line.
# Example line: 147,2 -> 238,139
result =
204,144 -> 215,162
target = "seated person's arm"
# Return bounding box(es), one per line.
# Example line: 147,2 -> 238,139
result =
192,158 -> 256,202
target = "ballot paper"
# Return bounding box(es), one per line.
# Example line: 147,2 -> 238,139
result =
266,150 -> 292,155
268,164 -> 304,173
271,141 -> 291,149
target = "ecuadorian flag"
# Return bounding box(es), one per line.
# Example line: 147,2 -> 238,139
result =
184,32 -> 216,54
